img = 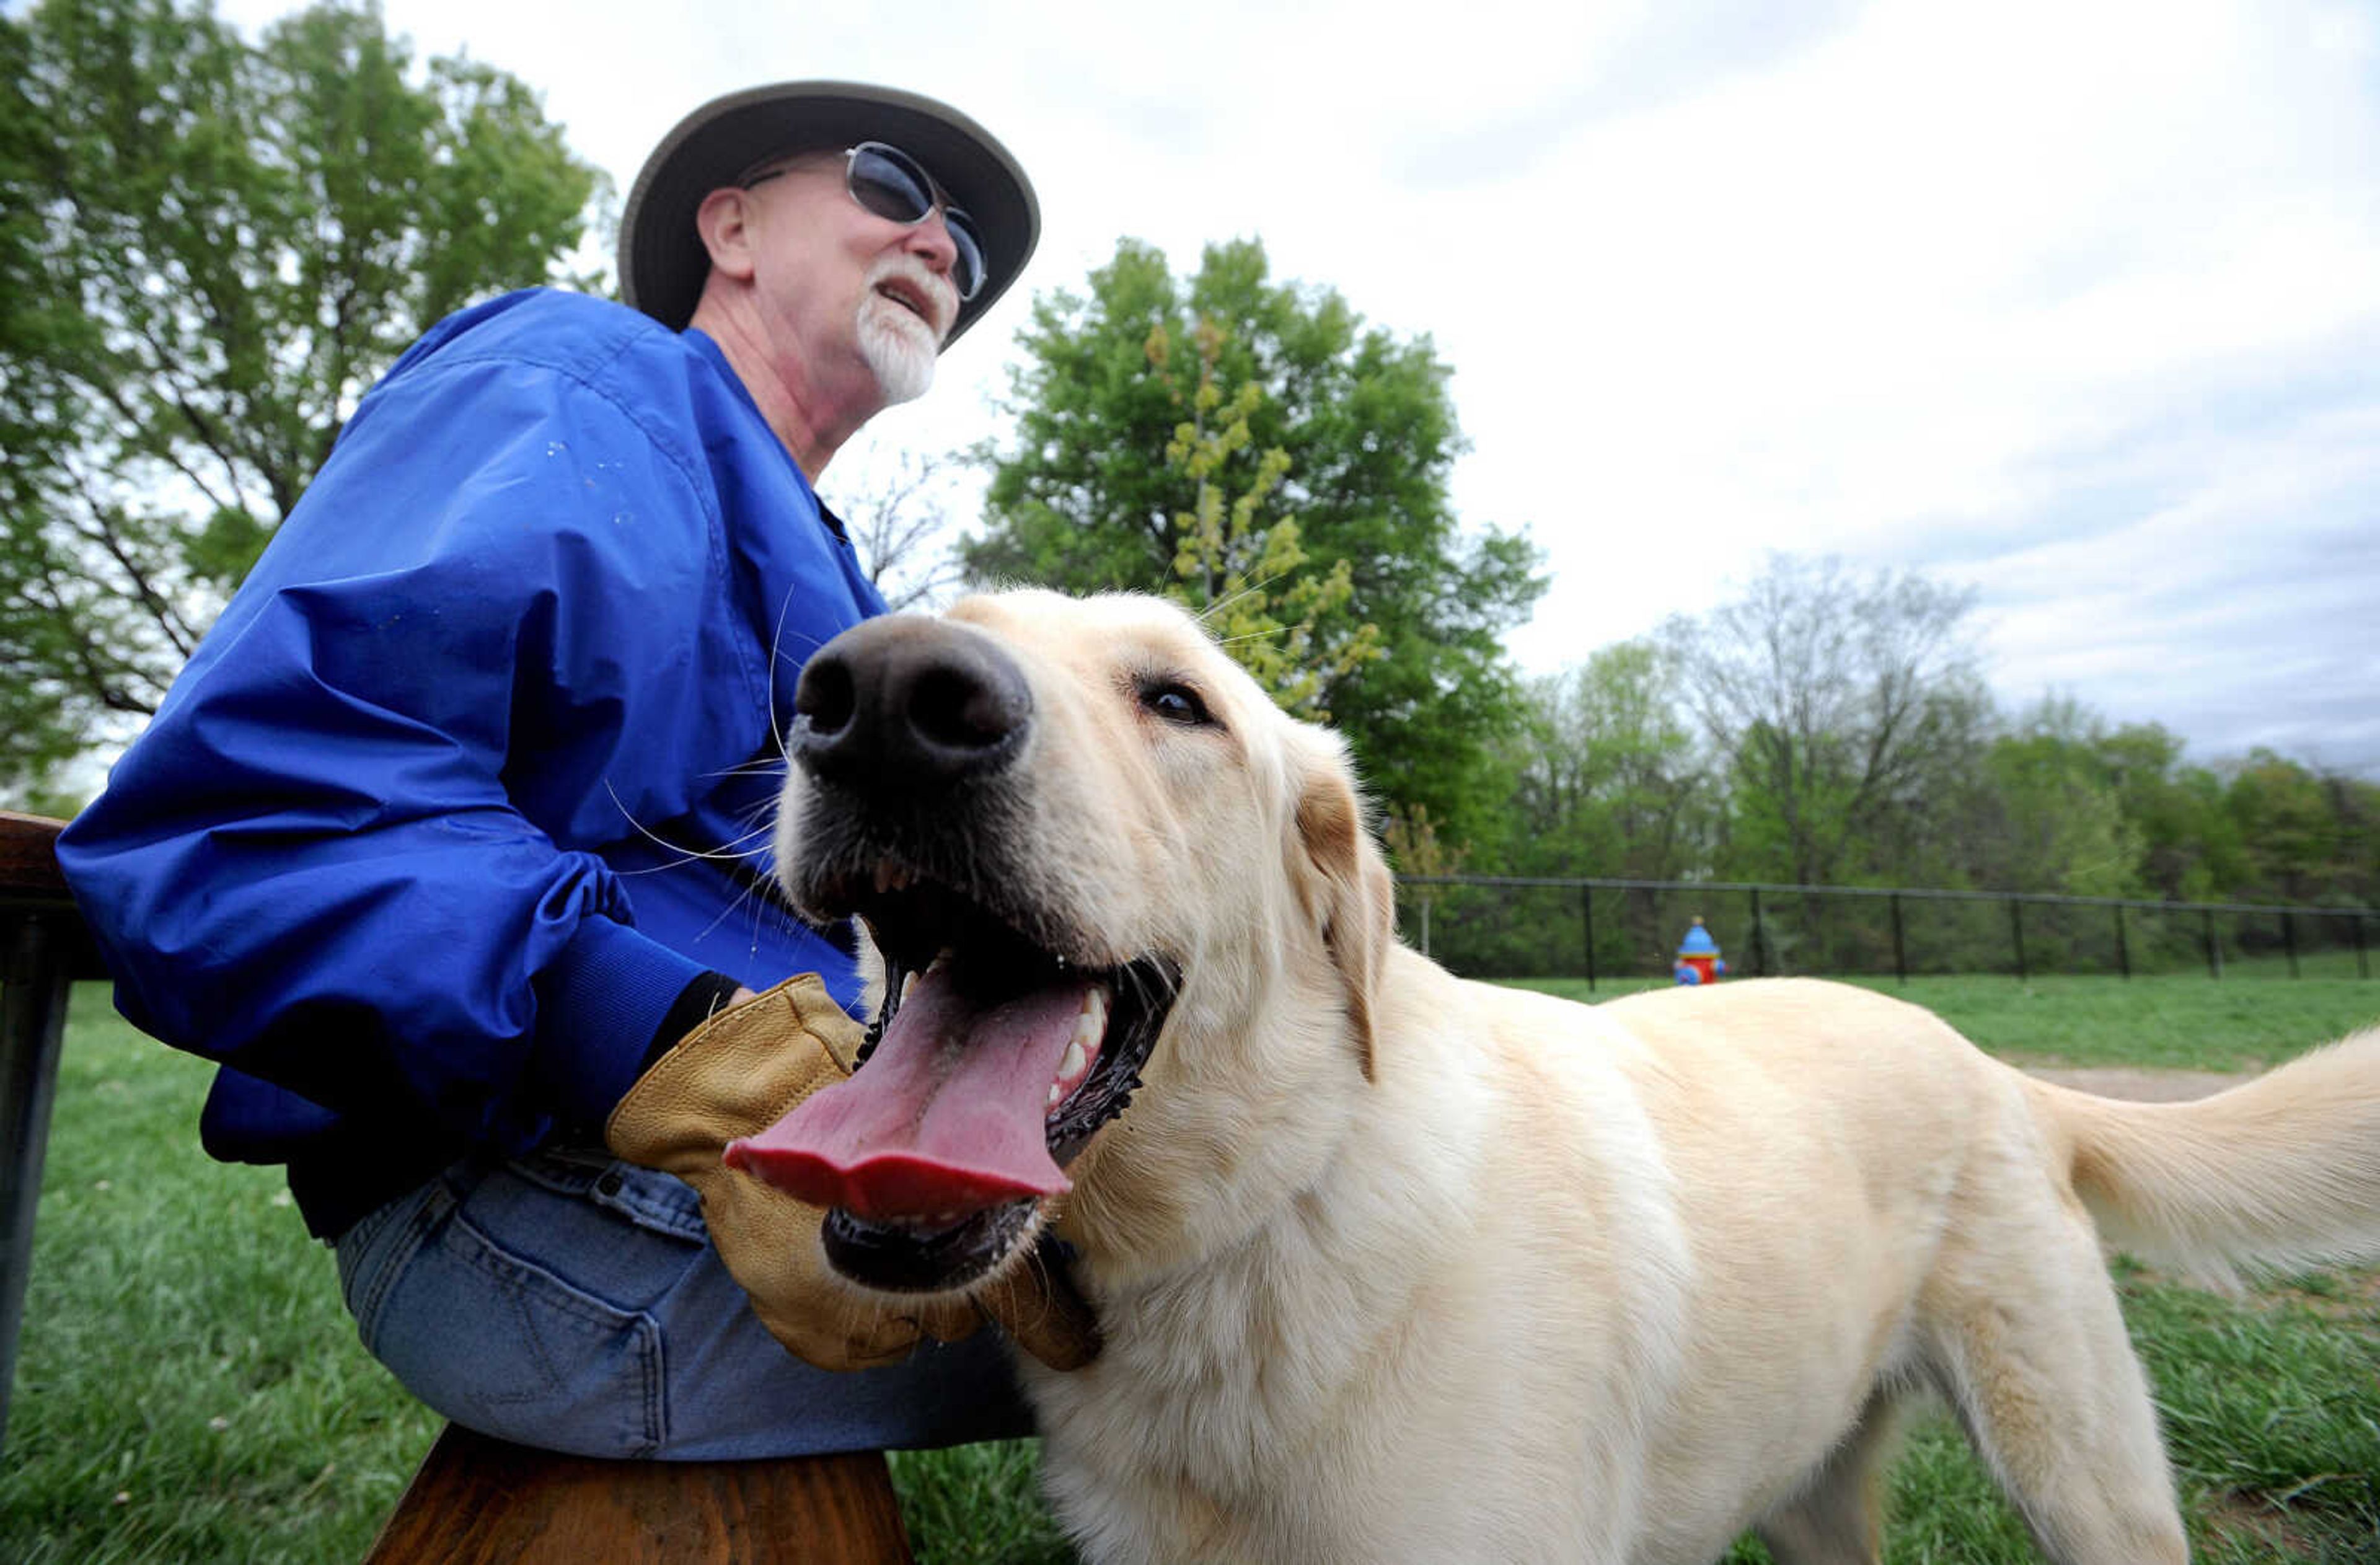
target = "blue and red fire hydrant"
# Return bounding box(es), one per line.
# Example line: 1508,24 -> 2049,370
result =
1673,917 -> 1727,985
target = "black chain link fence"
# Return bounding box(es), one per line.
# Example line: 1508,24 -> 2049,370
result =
1395,876 -> 2377,987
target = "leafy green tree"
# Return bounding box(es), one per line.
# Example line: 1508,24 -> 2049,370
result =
2330,772 -> 2380,909
1499,640 -> 1714,881
1471,639 -> 1721,974
0,0 -> 606,797
966,237 -> 1545,840
1982,699 -> 2145,898
2087,721 -> 2248,902
1147,315 -> 1380,720
2223,749 -> 2366,904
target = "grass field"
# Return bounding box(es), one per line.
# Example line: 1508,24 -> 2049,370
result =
1511,970 -> 2380,1074
4,974 -> 2375,1563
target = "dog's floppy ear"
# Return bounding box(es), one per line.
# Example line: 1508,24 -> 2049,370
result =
1289,734 -> 1395,1082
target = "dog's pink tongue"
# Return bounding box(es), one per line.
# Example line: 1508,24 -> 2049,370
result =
725,971 -> 1082,1223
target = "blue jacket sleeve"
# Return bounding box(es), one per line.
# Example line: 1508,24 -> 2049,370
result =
58,345 -> 757,1155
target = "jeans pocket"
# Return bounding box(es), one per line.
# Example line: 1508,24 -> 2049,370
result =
355,1184 -> 669,1457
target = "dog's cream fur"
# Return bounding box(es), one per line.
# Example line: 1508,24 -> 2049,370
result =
782,589 -> 2380,1564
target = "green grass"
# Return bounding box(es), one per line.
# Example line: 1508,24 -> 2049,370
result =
1515,970 -> 2380,1073
887,1440 -> 1074,1564
4,976 -> 2376,1562
3,988 -> 438,1564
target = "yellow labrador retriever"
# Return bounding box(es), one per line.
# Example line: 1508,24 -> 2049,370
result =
741,588 -> 2380,1564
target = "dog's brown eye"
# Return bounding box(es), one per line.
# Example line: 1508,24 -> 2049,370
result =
1140,681 -> 1212,727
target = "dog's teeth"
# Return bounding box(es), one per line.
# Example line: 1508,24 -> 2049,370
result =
927,948 -> 953,974
1047,1081 -> 1065,1107
900,971 -> 918,1002
1058,1037 -> 1087,1083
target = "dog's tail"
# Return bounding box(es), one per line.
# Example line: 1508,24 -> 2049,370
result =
2025,1025 -> 2380,1291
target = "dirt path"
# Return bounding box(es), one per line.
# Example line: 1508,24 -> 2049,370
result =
2018,1065 -> 2250,1102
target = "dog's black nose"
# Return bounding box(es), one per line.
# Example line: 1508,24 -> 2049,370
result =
792,617 -> 1033,788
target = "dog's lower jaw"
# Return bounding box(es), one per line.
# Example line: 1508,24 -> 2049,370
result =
814,1191 -> 1113,1372
819,1197 -> 1042,1294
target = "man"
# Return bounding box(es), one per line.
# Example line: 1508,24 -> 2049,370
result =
57,82 -> 1041,1458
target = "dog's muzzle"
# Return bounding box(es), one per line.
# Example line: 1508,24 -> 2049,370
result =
754,613 -> 1179,1297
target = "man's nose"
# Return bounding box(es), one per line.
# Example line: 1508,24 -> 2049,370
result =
902,211 -> 960,280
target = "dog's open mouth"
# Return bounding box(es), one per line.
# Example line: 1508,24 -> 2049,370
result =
726,873 -> 1178,1294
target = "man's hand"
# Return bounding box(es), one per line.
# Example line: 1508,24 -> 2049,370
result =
604,976 -> 1098,1371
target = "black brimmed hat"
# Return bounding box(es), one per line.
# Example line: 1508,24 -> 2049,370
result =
619,81 -> 1038,347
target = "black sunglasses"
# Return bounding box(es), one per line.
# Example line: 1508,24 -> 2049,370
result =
744,141 -> 987,302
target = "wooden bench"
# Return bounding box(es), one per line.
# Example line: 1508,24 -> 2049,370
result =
0,811 -> 915,1560
0,811 -> 110,1455
362,1424 -> 914,1563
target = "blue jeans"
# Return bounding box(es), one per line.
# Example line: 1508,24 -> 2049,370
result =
333,1144 -> 1034,1458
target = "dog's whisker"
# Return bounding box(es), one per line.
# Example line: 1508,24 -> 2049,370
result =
690,871 -> 772,946
1192,569 -> 1297,630
765,581 -> 842,762
606,813 -> 779,875
699,751 -> 793,786
602,782 -> 752,873
1209,625 -> 1303,651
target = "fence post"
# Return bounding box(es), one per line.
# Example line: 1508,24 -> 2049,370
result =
2283,911 -> 2299,979
1580,886 -> 1597,994
2356,912 -> 2370,981
2113,904 -> 2130,981
2009,898 -> 2029,984
1748,887 -> 1766,977
1890,893 -> 1907,985
2203,908 -> 2221,980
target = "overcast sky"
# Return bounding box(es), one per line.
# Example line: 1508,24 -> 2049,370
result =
219,0 -> 2380,777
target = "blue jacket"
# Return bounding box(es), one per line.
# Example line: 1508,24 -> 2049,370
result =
57,289 -> 888,1237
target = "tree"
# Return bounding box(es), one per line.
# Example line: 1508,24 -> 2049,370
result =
966,237 -> 1544,840
1465,638 -> 1721,976
2224,750 -> 2364,904
1982,698 -> 2145,898
2087,721 -> 2246,902
1,0 -> 606,796
1672,554 -> 1993,889
818,444 -> 971,612
1382,801 -> 1465,956
1500,640 -> 1714,882
1145,314 -> 1378,720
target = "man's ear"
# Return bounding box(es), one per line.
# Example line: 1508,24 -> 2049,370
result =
694,187 -> 759,281
1289,736 -> 1395,1083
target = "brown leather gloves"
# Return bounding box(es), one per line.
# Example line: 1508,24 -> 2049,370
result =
604,976 -> 1098,1372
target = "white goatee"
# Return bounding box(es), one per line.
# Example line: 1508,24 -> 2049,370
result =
856,258 -> 950,406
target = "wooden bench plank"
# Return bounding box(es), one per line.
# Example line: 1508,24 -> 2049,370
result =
1,811 -> 108,1455
361,1423 -> 915,1564
0,811 -> 73,897
0,813 -> 108,985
